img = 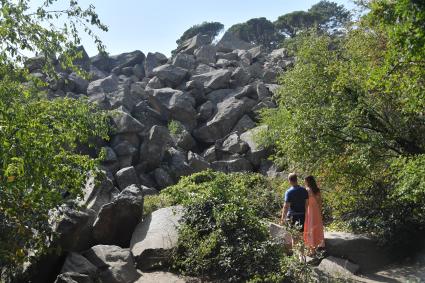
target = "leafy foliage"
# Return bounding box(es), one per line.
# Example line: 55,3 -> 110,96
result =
228,17 -> 281,49
261,0 -> 425,246
160,170 -> 310,282
0,0 -> 109,278
274,0 -> 351,38
176,21 -> 224,46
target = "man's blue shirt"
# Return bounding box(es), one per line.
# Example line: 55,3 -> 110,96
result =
284,185 -> 308,216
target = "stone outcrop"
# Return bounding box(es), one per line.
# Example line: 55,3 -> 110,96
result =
130,206 -> 184,270
27,32 -> 295,282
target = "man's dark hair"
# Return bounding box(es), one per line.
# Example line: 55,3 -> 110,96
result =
288,173 -> 298,183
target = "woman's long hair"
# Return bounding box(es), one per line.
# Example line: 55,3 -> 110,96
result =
305,175 -> 320,195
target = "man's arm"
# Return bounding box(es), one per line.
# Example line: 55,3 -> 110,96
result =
280,202 -> 290,225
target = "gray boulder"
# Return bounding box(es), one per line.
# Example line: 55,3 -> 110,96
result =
317,256 -> 360,278
146,76 -> 164,89
152,64 -> 188,87
193,63 -> 216,75
82,173 -> 120,213
145,52 -> 168,78
139,125 -> 173,171
175,34 -> 211,55
325,232 -> 392,272
54,207 -> 96,252
197,100 -> 215,122
132,100 -> 165,129
188,151 -> 210,172
115,166 -> 139,191
153,167 -> 175,189
194,45 -> 217,64
68,73 -> 89,94
211,158 -> 253,173
148,88 -> 196,128
165,147 -> 192,179
231,67 -> 250,87
111,108 -> 145,134
88,75 -> 139,111
135,272 -> 189,283
110,50 -> 146,73
269,223 -> 292,246
92,185 -> 144,247
232,115 -> 256,133
216,31 -> 255,52
172,53 -> 196,70
221,133 -> 248,154
55,272 -> 93,283
130,206 -> 184,270
60,253 -> 97,278
240,126 -> 269,168
83,245 -> 140,283
193,96 -> 256,143
191,69 -> 231,91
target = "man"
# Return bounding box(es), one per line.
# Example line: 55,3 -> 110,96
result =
280,173 -> 308,231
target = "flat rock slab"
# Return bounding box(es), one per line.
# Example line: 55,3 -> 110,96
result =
325,232 -> 392,272
130,206 -> 184,270
136,272 -> 197,283
318,256 -> 360,277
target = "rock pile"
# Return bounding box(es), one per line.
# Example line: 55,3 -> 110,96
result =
24,33 -> 296,282
29,33 -> 294,194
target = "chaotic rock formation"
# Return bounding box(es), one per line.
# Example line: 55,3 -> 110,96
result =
22,32 -> 294,283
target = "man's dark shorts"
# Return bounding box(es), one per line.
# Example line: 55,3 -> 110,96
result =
287,214 -> 305,232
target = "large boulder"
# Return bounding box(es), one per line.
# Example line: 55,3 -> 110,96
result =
194,45 -> 217,64
82,173 -> 120,213
91,50 -> 145,73
188,151 -> 210,172
83,245 -> 140,283
211,158 -> 253,173
87,75 -> 140,111
317,256 -> 360,278
115,166 -> 140,191
145,52 -> 168,78
60,253 -> 97,279
151,64 -> 188,87
92,185 -> 144,247
216,31 -> 255,52
172,53 -> 196,70
240,125 -> 269,168
175,34 -> 211,55
135,272 -> 191,283
193,96 -> 257,143
110,50 -> 146,73
111,107 -> 146,134
148,88 -> 197,128
325,232 -> 392,272
221,133 -> 248,154
130,206 -> 184,270
54,207 -> 96,252
191,69 -> 231,91
54,272 -> 93,283
139,125 -> 173,171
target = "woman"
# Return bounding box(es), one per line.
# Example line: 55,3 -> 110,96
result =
303,175 -> 325,253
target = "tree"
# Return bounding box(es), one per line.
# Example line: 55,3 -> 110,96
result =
308,0 -> 351,32
228,17 -> 281,48
261,0 -> 425,247
274,1 -> 351,38
176,21 -> 224,46
0,0 -> 109,278
274,11 -> 317,38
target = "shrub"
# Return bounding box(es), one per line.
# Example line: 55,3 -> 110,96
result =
161,170 -> 310,282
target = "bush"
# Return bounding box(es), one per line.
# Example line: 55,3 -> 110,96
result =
160,170 -> 310,282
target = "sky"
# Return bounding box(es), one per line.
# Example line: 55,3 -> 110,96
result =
33,0 -> 356,57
